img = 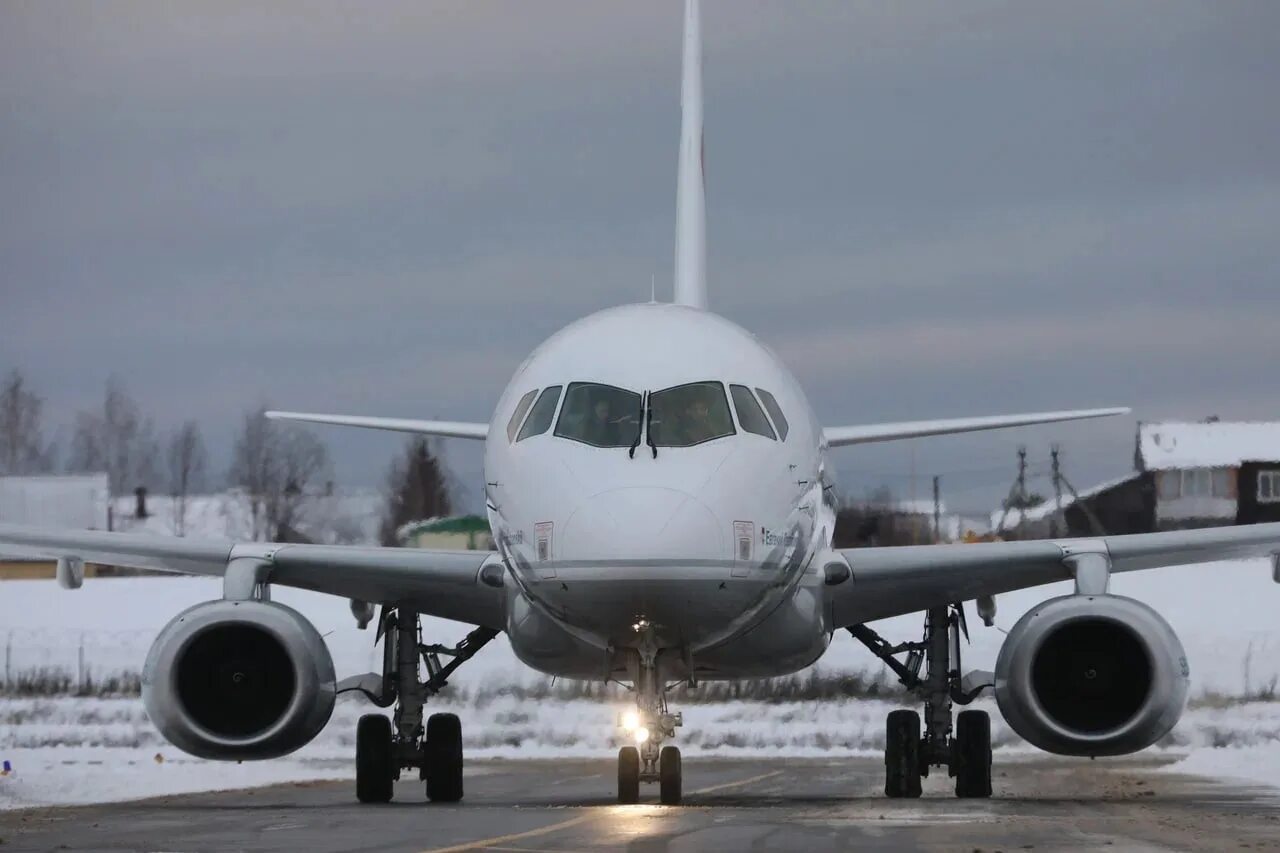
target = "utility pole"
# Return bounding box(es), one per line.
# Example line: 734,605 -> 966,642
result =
1050,444 -> 1065,537
932,475 -> 942,543
906,443 -> 918,544
994,446 -> 1029,536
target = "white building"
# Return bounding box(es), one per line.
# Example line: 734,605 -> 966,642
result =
1137,420 -> 1280,529
0,474 -> 110,530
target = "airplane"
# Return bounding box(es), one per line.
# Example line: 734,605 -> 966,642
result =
3,0 -> 1280,808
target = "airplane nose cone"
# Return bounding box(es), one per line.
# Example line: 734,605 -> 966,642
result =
560,487 -> 723,563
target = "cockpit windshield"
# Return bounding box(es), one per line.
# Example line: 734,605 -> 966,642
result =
648,381 -> 735,447
554,382 -> 643,448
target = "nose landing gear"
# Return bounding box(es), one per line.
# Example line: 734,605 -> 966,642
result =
616,641 -> 684,805
850,604 -> 993,799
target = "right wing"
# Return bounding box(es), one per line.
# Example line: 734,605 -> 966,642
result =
823,407 -> 1129,448
266,411 -> 489,441
0,523 -> 504,628
829,522 -> 1280,627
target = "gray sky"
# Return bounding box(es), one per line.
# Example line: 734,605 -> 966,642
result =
3,1 -> 1278,515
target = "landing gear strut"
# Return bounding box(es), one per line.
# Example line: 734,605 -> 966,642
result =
616,638 -> 684,805
344,608 -> 497,804
850,604 -> 992,799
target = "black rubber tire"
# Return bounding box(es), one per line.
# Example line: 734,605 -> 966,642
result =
356,714 -> 394,804
885,709 -> 923,799
659,746 -> 682,805
425,712 -> 464,803
954,709 -> 993,798
617,746 -> 641,804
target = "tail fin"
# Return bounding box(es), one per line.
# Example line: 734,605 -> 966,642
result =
673,0 -> 707,309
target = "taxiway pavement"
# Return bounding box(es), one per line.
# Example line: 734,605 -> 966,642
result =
2,755 -> 1278,852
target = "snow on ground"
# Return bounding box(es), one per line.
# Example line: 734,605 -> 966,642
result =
1,557 -> 1279,808
3,694 -> 1279,810
1160,742 -> 1280,791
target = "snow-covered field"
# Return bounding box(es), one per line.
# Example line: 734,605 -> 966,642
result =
109,489 -> 385,545
1,558 -> 1278,809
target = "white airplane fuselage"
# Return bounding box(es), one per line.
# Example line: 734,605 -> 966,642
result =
484,303 -> 837,681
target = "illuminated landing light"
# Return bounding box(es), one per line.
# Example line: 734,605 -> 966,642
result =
634,727 -> 650,745
622,710 -> 641,732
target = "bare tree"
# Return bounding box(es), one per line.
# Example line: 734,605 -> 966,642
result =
228,407 -> 331,542
0,369 -> 55,475
67,377 -> 159,497
228,407 -> 273,540
379,436 -> 453,546
166,420 -> 208,536
268,424 -> 329,541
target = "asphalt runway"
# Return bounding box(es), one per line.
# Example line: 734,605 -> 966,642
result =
3,756 -> 1279,852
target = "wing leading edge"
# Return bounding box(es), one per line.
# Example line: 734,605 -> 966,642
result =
0,523 -> 504,628
265,411 -> 489,441
829,522 -> 1280,628
823,407 -> 1129,448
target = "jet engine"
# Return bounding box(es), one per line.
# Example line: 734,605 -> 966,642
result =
994,594 -> 1188,757
142,599 -> 336,760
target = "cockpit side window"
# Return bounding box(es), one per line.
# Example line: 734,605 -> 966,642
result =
649,381 -> 735,447
516,385 -> 562,441
554,382 -> 642,448
506,389 -> 539,443
755,387 -> 789,440
730,385 -> 776,440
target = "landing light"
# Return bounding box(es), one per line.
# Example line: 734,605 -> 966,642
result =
622,710 -> 641,731
634,727 -> 650,745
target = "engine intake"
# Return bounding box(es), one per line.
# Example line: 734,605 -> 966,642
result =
143,599 -> 336,760
995,594 -> 1188,756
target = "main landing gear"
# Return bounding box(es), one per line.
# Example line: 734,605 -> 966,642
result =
616,639 -> 684,805
850,604 -> 993,799
343,607 -> 497,804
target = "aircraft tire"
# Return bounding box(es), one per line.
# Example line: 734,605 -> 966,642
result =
659,746 -> 682,805
618,746 -> 641,804
885,709 -> 923,799
356,714 -> 394,804
954,709 -> 992,798
425,712 -> 464,803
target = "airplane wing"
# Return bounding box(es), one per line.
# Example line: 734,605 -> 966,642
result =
0,523 -> 504,628
823,407 -> 1129,448
265,411 -> 489,441
829,522 -> 1280,627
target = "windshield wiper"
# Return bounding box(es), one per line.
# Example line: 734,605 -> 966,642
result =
646,396 -> 658,459
628,392 -> 646,459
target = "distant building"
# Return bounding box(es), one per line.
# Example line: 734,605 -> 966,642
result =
835,498 -> 983,547
1136,420 -> 1280,529
0,474 -> 109,529
399,516 -> 494,551
0,474 -> 110,579
992,420 -> 1280,539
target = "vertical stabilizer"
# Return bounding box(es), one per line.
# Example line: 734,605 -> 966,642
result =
673,0 -> 707,309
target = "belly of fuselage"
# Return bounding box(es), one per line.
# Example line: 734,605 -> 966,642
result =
502,560 -> 833,681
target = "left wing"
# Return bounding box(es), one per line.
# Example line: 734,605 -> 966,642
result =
823,407 -> 1129,448
0,523 -> 504,628
828,522 -> 1280,627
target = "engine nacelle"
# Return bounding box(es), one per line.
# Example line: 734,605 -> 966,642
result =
142,599 -> 336,760
995,594 -> 1189,757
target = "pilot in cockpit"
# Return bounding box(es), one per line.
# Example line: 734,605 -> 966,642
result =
587,396 -> 622,446
679,397 -> 714,444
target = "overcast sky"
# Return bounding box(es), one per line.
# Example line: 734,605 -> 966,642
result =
3,1 -> 1278,515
